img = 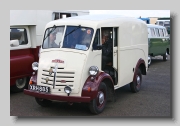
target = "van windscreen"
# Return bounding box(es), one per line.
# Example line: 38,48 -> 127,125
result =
42,26 -> 94,51
62,26 -> 94,50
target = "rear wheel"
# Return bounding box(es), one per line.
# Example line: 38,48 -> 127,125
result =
11,77 -> 29,93
35,98 -> 52,107
89,82 -> 107,114
130,68 -> 142,93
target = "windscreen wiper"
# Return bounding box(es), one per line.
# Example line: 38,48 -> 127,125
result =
64,25 -> 81,37
43,25 -> 56,41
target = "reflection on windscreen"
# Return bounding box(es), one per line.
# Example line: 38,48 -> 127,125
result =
42,26 -> 65,49
42,26 -> 94,51
62,26 -> 94,50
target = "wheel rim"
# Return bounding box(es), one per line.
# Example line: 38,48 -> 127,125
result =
148,55 -> 151,65
16,78 -> 26,89
136,75 -> 141,89
166,52 -> 168,60
97,91 -> 105,108
99,91 -> 104,105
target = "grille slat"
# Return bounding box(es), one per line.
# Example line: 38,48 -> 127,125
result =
41,67 -> 75,87
56,78 -> 74,81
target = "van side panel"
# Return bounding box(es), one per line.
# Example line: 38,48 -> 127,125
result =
149,38 -> 168,56
118,21 -> 148,87
10,49 -> 35,86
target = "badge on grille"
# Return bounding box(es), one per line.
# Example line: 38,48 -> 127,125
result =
49,68 -> 53,75
61,80 -> 66,83
52,59 -> 64,63
45,77 -> 49,83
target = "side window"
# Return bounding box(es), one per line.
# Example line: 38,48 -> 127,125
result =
155,28 -> 160,37
159,21 -> 164,26
10,28 -> 28,45
163,29 -> 168,37
54,13 -> 59,20
161,29 -> 165,37
159,29 -> 163,37
71,13 -> 78,17
113,28 -> 118,47
92,29 -> 100,50
101,27 -> 113,44
150,28 -> 155,37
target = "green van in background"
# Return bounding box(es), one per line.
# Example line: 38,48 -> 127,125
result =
147,24 -> 170,66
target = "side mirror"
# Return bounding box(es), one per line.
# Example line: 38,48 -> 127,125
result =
10,39 -> 19,47
96,45 -> 102,50
92,44 -> 102,51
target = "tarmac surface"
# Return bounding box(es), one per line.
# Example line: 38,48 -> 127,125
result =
10,55 -> 171,117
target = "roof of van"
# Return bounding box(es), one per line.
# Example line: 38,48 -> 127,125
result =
45,14 -> 145,28
146,24 -> 166,28
67,14 -> 131,20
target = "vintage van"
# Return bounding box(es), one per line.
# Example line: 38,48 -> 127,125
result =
24,15 -> 148,114
147,24 -> 170,66
10,10 -> 89,92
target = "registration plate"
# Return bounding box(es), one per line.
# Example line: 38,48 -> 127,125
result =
29,85 -> 50,93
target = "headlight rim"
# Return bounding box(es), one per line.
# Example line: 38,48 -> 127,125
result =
89,66 -> 99,76
64,86 -> 72,95
32,62 -> 39,71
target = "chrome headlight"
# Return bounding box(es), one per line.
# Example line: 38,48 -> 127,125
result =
64,86 -> 72,96
32,62 -> 38,71
89,66 -> 99,76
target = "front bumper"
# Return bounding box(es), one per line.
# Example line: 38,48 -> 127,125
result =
24,89 -> 91,103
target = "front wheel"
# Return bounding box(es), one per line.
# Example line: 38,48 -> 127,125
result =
89,82 -> 107,114
130,68 -> 142,93
35,98 -> 52,107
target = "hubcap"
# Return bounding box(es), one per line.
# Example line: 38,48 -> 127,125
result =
137,75 -> 140,85
16,78 -> 26,89
148,55 -> 151,65
166,52 -> 168,60
98,91 -> 104,105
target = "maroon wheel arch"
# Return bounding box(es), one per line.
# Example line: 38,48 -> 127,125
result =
133,58 -> 146,82
82,71 -> 114,101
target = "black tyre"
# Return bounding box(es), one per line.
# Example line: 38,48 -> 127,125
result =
89,82 -> 107,114
163,52 -> 168,61
11,77 -> 29,93
35,97 -> 52,107
130,68 -> 142,93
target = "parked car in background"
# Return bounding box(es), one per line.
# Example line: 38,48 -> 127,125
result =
147,24 -> 170,66
155,17 -> 170,38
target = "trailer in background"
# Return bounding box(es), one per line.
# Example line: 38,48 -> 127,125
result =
10,10 -> 89,92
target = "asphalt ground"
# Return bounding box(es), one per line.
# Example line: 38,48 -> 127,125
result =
10,55 -> 171,117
